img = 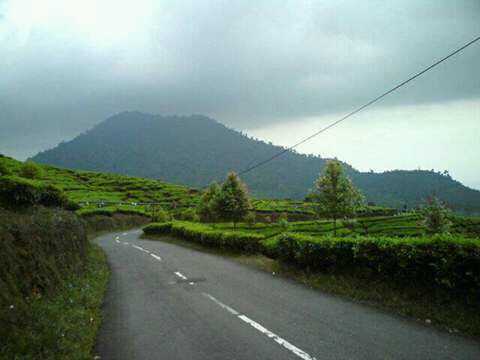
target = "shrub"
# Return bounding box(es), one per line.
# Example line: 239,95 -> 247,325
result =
197,183 -> 221,222
278,212 -> 288,222
143,222 -> 173,235
0,176 -> 67,208
152,208 -> 171,222
245,212 -> 256,226
0,160 -> 10,176
38,184 -> 68,207
214,172 -> 250,228
176,207 -> 199,222
422,197 -> 452,234
277,213 -> 289,232
0,207 -> 87,310
275,233 -> 480,298
19,161 -> 42,179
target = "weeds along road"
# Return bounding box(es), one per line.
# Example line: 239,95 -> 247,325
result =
95,230 -> 480,360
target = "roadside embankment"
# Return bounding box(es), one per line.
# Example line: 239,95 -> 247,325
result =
0,205 -> 149,358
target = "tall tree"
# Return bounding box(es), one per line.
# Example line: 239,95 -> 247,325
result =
313,160 -> 363,235
215,172 -> 250,229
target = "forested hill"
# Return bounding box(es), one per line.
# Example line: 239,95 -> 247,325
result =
32,111 -> 480,213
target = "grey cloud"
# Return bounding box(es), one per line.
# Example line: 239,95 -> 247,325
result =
1,0 -> 479,158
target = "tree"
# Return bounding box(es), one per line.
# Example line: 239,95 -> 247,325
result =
422,196 -> 451,234
197,182 -> 221,222
313,160 -> 363,236
215,172 -> 250,229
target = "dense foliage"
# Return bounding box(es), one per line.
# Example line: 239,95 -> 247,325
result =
143,219 -> 480,302
213,172 -> 250,227
197,182 -> 221,222
275,233 -> 480,299
31,111 -> 480,213
0,175 -> 69,209
144,221 -> 263,253
422,197 -> 452,234
0,155 -> 198,217
19,161 -> 43,179
312,160 -> 363,234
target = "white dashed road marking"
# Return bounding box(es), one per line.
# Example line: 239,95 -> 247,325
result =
174,271 -> 188,280
202,293 -> 316,360
150,253 -> 162,261
203,293 -> 239,315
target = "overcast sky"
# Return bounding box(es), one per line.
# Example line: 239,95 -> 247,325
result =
1,1 -> 479,188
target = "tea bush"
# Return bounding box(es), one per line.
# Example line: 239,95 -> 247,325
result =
143,221 -> 263,253
0,176 -> 67,208
275,233 -> 480,298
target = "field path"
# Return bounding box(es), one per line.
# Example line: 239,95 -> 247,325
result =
95,230 -> 480,360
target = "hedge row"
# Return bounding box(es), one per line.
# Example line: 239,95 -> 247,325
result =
275,233 -> 480,297
0,175 -> 77,209
143,221 -> 264,253
77,207 -> 149,218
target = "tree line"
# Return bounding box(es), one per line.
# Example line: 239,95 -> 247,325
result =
195,160 -> 451,235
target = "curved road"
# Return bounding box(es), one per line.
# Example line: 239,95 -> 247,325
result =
95,230 -> 480,360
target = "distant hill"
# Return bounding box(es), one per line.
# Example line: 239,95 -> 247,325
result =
32,111 -> 480,213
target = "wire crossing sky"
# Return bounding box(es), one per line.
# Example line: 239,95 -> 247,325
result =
238,36 -> 480,177
1,1 -> 479,188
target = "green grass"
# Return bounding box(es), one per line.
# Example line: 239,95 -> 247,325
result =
0,155 -> 198,216
0,244 -> 109,359
205,214 -> 479,238
2,156 -> 478,237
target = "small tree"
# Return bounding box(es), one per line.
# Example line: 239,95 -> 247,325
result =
20,161 -> 42,179
313,160 -> 363,236
215,172 -> 250,229
197,182 -> 221,222
422,196 -> 451,234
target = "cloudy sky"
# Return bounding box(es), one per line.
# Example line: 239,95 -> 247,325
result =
1,1 -> 479,188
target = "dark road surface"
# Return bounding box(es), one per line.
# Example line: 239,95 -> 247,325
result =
95,230 -> 480,360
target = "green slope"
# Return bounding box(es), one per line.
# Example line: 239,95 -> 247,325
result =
31,111 -> 480,213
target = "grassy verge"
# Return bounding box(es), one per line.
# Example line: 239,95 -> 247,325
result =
1,244 -> 109,359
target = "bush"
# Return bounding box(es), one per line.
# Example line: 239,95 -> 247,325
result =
0,207 -> 87,311
176,207 -> 199,222
275,233 -> 480,298
0,160 -> 10,176
19,161 -> 42,179
422,197 -> 452,234
143,221 -> 263,253
152,208 -> 171,222
0,176 -> 67,208
245,212 -> 256,226
143,222 -> 173,235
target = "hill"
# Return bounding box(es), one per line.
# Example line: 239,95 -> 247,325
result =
31,111 -> 480,213
0,155 -> 198,217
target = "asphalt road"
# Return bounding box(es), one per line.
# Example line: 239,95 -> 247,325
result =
95,230 -> 480,360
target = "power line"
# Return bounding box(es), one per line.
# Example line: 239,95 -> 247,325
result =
236,35 -> 480,177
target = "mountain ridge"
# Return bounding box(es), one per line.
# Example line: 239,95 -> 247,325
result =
31,111 -> 480,213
